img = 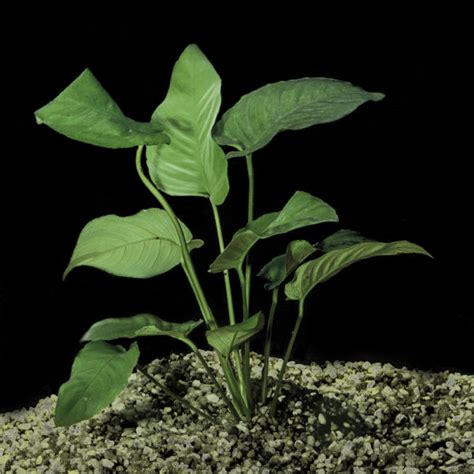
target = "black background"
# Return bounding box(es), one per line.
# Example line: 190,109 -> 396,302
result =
1,15 -> 472,413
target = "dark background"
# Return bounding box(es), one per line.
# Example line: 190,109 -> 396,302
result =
1,17 -> 472,413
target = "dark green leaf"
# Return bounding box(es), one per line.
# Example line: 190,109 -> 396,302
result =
146,44 -> 229,205
35,69 -> 169,149
80,314 -> 202,343
213,78 -> 384,158
258,240 -> 316,290
285,240 -> 433,302
64,208 -> 203,279
209,191 -> 338,273
55,341 -> 139,426
205,312 -> 265,357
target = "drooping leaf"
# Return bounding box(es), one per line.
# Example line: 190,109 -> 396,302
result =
206,312 -> 265,358
64,208 -> 203,280
34,69 -> 169,149
209,191 -> 338,273
258,240 -> 316,290
55,341 -> 139,426
146,44 -> 229,205
285,240 -> 433,302
317,229 -> 374,253
80,313 -> 202,344
213,78 -> 384,158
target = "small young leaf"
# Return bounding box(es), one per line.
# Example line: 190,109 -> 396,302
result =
213,77 -> 384,158
258,239 -> 316,290
317,229 -> 373,252
146,44 -> 229,205
206,312 -> 265,358
35,69 -> 169,149
64,208 -> 203,279
80,314 -> 202,343
209,191 -> 338,273
285,240 -> 433,302
55,341 -> 139,427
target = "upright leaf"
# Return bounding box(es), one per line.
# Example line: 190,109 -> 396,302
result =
35,69 -> 169,148
258,239 -> 316,290
146,44 -> 229,205
213,78 -> 384,158
206,312 -> 265,358
209,191 -> 338,273
285,240 -> 433,302
80,313 -> 202,344
55,341 -> 139,426
64,208 -> 203,279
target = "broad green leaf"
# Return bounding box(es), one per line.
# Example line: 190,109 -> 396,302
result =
206,312 -> 265,358
317,229 -> 374,252
213,78 -> 384,158
80,313 -> 202,343
55,341 -> 139,426
35,69 -> 169,149
258,240 -> 316,290
209,191 -> 338,273
146,44 -> 229,205
64,208 -> 203,280
285,240 -> 433,302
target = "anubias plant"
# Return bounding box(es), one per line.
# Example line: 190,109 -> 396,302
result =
35,44 -> 432,427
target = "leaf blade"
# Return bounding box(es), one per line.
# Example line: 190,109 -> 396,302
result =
80,314 -> 202,343
146,44 -> 229,205
64,208 -> 202,279
213,78 -> 384,157
205,312 -> 265,357
285,240 -> 433,302
209,191 -> 338,273
55,341 -> 139,426
35,69 -> 169,148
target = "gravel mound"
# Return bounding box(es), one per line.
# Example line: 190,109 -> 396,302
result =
1,350 -> 473,472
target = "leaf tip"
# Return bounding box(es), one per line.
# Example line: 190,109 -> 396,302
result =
371,92 -> 385,102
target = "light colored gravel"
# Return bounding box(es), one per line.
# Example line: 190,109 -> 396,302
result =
1,350 -> 473,472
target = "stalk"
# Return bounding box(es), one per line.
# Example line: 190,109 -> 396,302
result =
269,299 -> 305,417
135,146 -> 250,420
260,287 -> 279,403
210,202 -> 247,405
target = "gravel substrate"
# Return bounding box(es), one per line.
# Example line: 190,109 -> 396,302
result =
1,350 -> 473,472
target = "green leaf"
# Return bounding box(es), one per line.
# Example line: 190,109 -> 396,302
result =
146,44 -> 229,205
206,312 -> 265,358
80,313 -> 202,344
55,341 -> 139,426
317,229 -> 374,252
213,78 -> 384,158
35,69 -> 169,149
64,208 -> 203,280
285,240 -> 433,302
209,191 -> 338,273
258,240 -> 316,290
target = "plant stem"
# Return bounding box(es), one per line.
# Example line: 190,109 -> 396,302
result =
186,340 -> 240,422
135,145 -> 250,421
269,299 -> 305,417
210,202 -> 247,403
260,287 -> 279,403
137,365 -> 218,426
135,146 -> 216,330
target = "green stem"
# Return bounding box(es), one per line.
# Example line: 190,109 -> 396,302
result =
260,287 -> 279,403
135,145 -> 249,421
137,365 -> 218,426
135,146 -> 216,330
211,202 -> 247,404
269,299 -> 305,417
186,340 -> 240,422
